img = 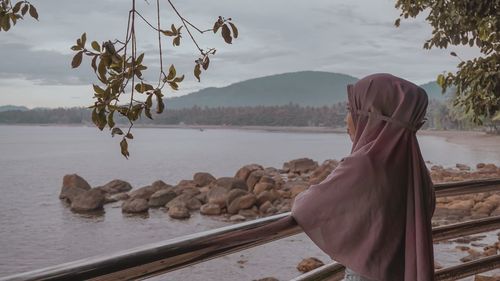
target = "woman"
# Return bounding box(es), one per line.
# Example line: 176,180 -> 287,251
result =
290,73 -> 436,281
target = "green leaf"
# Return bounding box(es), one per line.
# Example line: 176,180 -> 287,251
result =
136,53 -> 144,65
71,51 -> 83,68
91,41 -> 101,52
173,74 -> 184,83
228,22 -> 238,39
28,4 -> 38,20
120,138 -> 129,159
145,94 -> 153,108
194,63 -> 201,82
202,56 -> 210,70
173,35 -> 181,46
80,32 -> 87,47
221,24 -> 232,44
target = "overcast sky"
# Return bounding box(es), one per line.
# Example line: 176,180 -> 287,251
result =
0,0 -> 481,108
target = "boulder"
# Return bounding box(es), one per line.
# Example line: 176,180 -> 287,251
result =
253,182 -> 274,195
229,214 -> 246,222
207,185 -> 230,207
285,158 -> 318,174
246,170 -> 265,191
149,189 -> 177,207
238,208 -> 258,218
186,197 -> 202,210
226,189 -> 248,207
234,164 -> 263,182
122,198 -> 149,213
256,190 -> 279,205
200,203 -> 221,215
166,193 -> 193,209
455,163 -> 471,171
128,185 -> 157,200
152,180 -> 173,191
59,174 -> 91,203
285,180 -> 309,198
98,179 -> 132,194
193,172 -> 216,187
70,188 -> 105,212
297,257 -> 324,273
227,194 -> 257,214
168,205 -> 190,219
176,179 -> 197,188
259,201 -> 273,213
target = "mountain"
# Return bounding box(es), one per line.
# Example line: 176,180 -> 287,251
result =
165,71 -> 358,109
419,81 -> 452,101
164,71 -> 450,109
0,105 -> 29,112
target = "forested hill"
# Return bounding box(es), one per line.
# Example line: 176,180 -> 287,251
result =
164,71 -> 449,109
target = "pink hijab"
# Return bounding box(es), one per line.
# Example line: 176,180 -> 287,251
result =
291,73 -> 436,281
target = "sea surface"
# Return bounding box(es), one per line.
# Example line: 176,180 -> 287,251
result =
1,125 -> 499,280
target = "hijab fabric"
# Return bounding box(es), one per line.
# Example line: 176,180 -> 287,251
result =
291,73 -> 436,281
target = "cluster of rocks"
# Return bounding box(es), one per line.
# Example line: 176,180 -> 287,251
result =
430,163 -> 500,225
59,157 -> 337,221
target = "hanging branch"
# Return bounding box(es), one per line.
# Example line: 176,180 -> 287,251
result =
70,0 -> 239,158
0,0 -> 38,32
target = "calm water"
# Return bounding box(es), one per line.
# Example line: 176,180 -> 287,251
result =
0,125 -> 499,280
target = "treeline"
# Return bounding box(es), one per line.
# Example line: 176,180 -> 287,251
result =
0,100 -> 496,132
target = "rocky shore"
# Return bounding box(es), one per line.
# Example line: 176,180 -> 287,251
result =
58,159 -> 500,279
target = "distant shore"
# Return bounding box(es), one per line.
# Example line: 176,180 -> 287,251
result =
2,123 -> 499,151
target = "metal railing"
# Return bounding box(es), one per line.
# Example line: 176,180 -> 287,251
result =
1,178 -> 500,281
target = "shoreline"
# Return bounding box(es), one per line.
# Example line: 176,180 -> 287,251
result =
2,123 -> 499,150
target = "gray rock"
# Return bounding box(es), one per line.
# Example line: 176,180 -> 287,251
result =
227,194 -> 257,214
168,205 -> 191,219
122,198 -> 149,213
234,164 -> 264,182
59,174 -> 91,203
98,179 -> 132,194
200,203 -> 221,215
229,214 -> 246,222
226,189 -> 248,207
186,197 -> 202,210
285,158 -> 318,174
193,172 -> 216,187
129,185 -> 157,200
207,185 -> 230,207
104,192 -> 130,203
166,193 -> 193,209
149,189 -> 177,207
246,170 -> 265,191
70,188 -> 105,212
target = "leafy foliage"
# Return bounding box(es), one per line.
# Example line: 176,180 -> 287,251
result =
0,0 -> 37,32
395,0 -> 499,126
70,0 -> 238,158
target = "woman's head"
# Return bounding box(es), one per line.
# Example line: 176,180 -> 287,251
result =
345,73 -> 428,150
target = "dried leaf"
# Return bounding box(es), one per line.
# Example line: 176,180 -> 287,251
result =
228,22 -> 238,39
107,111 -> 115,128
111,127 -> 123,137
202,56 -> 210,70
221,24 -> 232,44
156,94 -> 165,113
194,63 -> 201,82
125,133 -> 133,139
71,51 -> 83,68
173,35 -> 181,46
12,2 -> 22,13
21,4 -> 28,16
167,64 -> 176,80
91,41 -> 101,52
120,138 -> 129,159
28,4 -> 38,20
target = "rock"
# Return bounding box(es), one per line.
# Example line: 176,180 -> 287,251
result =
152,180 -> 173,191
474,275 -> 500,281
238,208 -> 258,218
229,214 -> 246,222
211,177 -> 248,191
122,198 -> 149,213
179,186 -> 201,197
193,172 -> 216,187
456,163 -> 471,171
195,191 -> 207,204
226,189 -> 248,206
168,205 -> 190,219
234,164 -> 263,182
166,194 -> 193,209
472,201 -> 497,216
285,158 -> 318,174
246,170 -> 265,191
129,185 -> 157,200
258,175 -> 276,185
297,257 -> 324,273
200,203 -> 221,215
477,163 -> 486,169
149,189 -> 177,207
59,174 -> 92,203
256,190 -> 279,205
98,179 -> 132,194
253,182 -> 274,195
285,181 -> 309,198
70,188 -> 105,212
483,245 -> 498,256
207,186 -> 230,207
186,197 -> 202,210
434,261 -> 443,269
227,194 -> 257,214
259,201 -> 273,213
105,192 -> 130,203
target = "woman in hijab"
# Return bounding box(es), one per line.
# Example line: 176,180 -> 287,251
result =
290,73 -> 436,281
